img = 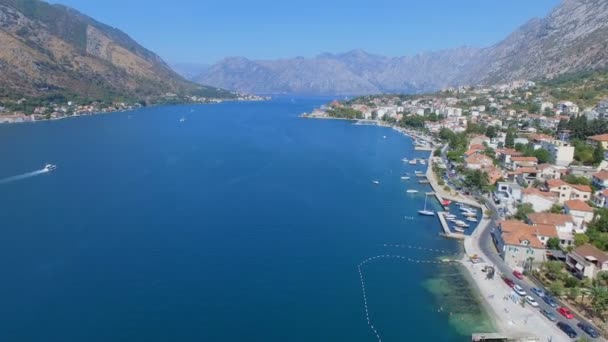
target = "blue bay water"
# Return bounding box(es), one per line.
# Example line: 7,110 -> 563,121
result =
0,98 -> 481,341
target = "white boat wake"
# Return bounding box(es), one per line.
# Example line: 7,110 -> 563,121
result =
0,169 -> 49,185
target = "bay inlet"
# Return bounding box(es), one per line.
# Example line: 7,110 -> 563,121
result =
0,97 -> 491,341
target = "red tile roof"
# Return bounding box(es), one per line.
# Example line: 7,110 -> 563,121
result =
571,184 -> 592,193
573,244 -> 608,264
547,179 -> 567,189
564,200 -> 593,212
527,213 -> 574,226
511,156 -> 538,163
499,220 -> 544,249
589,134 -> 608,142
593,169 -> 608,181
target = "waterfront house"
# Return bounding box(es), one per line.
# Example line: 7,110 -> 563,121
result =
464,153 -> 493,170
567,244 -> 608,279
521,188 -> 559,212
493,220 -> 548,269
527,213 -> 578,247
592,169 -> 608,190
564,199 -> 594,229
545,179 -> 592,204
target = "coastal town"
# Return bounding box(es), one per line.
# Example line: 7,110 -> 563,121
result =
304,78 -> 608,341
0,93 -> 270,124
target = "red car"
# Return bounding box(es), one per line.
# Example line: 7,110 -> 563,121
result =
558,307 -> 574,319
502,277 -> 515,288
512,270 -> 524,280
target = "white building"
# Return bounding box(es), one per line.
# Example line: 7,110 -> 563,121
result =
540,140 -> 575,167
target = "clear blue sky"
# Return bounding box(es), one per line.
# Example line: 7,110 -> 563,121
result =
50,0 -> 560,64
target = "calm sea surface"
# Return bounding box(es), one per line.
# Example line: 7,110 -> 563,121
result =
0,98 -> 491,341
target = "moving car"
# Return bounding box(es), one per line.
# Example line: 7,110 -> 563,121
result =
512,270 -> 524,280
540,309 -> 556,321
502,277 -> 515,288
530,287 -> 545,298
556,322 -> 577,338
524,295 -> 539,307
542,295 -> 558,308
513,285 -> 526,296
577,322 -> 600,338
557,307 -> 574,319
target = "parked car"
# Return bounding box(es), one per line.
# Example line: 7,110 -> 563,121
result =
530,287 -> 545,298
556,322 -> 577,338
540,308 -> 556,321
512,270 -> 524,280
524,295 -> 539,307
577,322 -> 600,338
557,307 -> 574,319
502,277 -> 515,288
513,285 -> 527,296
542,295 -> 558,308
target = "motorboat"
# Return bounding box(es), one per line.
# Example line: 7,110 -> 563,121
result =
400,176 -> 411,180
401,158 -> 409,162
409,160 -> 417,165
406,189 -> 419,194
454,227 -> 465,233
454,220 -> 470,227
372,180 -> 380,185
462,212 -> 477,217
466,217 -> 478,222
44,164 -> 57,172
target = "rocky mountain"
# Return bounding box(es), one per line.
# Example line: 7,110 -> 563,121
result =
0,0 -> 232,102
196,0 -> 608,95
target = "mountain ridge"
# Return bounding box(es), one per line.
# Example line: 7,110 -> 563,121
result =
0,0 -> 233,103
197,0 -> 608,96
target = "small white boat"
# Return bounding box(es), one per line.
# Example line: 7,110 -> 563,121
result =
179,117 -> 186,122
462,212 -> 477,217
466,217 -> 478,222
406,189 -> 419,194
455,221 -> 470,228
445,214 -> 456,219
420,159 -> 426,165
372,180 -> 380,185
400,176 -> 411,180
401,158 -> 409,162
409,160 -> 417,165
454,227 -> 465,233
44,164 -> 57,172
383,136 -> 387,139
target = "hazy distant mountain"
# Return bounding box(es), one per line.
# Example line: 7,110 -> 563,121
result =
0,0 -> 232,101
170,62 -> 210,81
197,0 -> 608,95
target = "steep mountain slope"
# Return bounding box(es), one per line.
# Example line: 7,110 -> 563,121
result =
0,0 -> 232,101
197,0 -> 608,95
476,0 -> 608,83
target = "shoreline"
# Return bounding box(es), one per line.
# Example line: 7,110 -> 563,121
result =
313,115 -> 568,340
0,98 -> 270,126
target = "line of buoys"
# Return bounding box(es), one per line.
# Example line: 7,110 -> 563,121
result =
357,255 -> 457,341
381,244 -> 456,255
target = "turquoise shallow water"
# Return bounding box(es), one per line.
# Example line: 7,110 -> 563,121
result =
0,98 -> 488,341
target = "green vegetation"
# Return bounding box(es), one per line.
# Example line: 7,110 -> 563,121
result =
563,174 -> 592,186
585,208 -> 608,251
540,68 -> 608,108
326,106 -> 363,119
514,203 -> 534,220
514,143 -> 551,164
463,169 -> 489,191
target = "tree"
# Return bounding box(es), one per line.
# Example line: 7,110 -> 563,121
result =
505,131 -> 516,148
550,280 -> 565,297
485,125 -> 497,139
533,148 -> 551,164
544,260 -> 564,280
547,237 -> 561,250
514,203 -> 534,220
568,287 -> 580,302
574,233 -> 590,247
590,285 -> 608,318
594,144 -> 605,165
563,174 -> 591,186
549,204 -> 563,214
433,148 -> 441,157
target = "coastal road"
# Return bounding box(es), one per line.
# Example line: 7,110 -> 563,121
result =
478,199 -> 604,341
436,144 -> 602,339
